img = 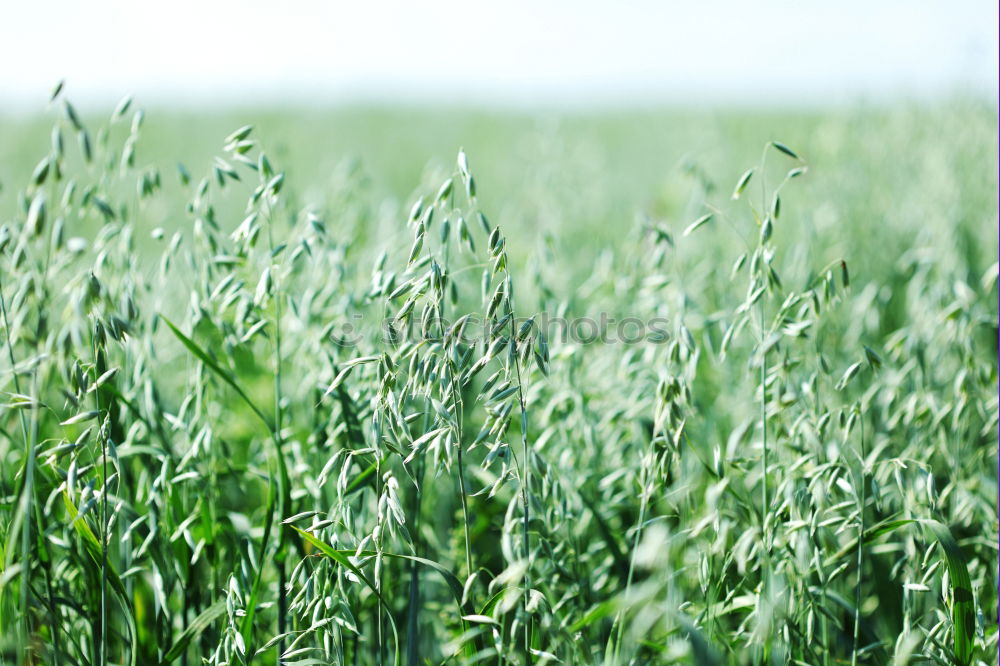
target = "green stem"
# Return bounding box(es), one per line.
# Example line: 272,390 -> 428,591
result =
92,329 -> 109,666
761,333 -> 768,538
265,196 -> 288,664
502,282 -> 533,665
612,453 -> 652,662
851,411 -> 866,666
435,263 -> 473,581
1,271 -> 35,665
405,458 -> 424,666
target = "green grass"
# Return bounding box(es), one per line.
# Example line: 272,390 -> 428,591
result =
0,94 -> 996,665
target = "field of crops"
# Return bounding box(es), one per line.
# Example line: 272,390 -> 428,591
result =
0,93 -> 996,665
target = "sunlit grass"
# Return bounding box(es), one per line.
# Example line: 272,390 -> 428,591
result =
0,91 -> 996,664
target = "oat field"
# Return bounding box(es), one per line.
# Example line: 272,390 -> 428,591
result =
0,92 -> 996,665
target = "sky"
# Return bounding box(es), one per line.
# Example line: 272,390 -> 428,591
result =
0,0 -> 996,110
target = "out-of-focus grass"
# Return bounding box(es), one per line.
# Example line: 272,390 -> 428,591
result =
2,100 -> 995,279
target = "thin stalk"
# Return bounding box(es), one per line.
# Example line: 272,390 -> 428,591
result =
851,411 -> 866,666
452,381 -> 473,579
234,191 -> 291,664
515,362 -> 532,663
33,197 -> 65,665
755,143 -> 773,666
436,235 -> 474,581
265,199 -> 288,664
25,372 -> 42,663
612,451 -> 653,663
1,269 -> 36,665
501,280 -> 532,664
374,460 -> 385,664
405,457 -> 424,666
92,330 -> 109,666
441,313 -> 473,579
757,142 -> 771,547
41,554 -> 62,664
760,330 -> 768,538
